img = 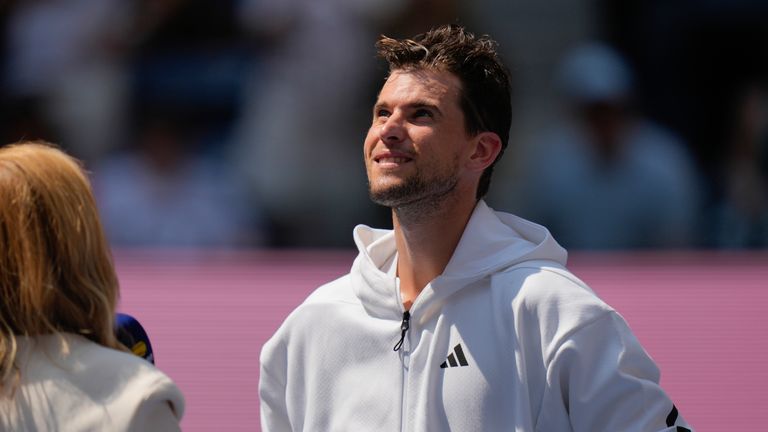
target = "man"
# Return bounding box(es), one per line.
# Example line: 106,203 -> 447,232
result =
260,25 -> 693,431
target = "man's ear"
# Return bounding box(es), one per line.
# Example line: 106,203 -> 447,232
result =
467,132 -> 502,172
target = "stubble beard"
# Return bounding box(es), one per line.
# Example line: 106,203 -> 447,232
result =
368,165 -> 460,222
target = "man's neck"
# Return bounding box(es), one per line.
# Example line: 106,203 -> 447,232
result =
392,194 -> 478,309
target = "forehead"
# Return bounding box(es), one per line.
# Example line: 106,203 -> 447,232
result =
378,69 -> 462,106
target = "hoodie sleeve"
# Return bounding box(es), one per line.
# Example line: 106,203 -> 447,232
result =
536,312 -> 693,432
259,334 -> 293,432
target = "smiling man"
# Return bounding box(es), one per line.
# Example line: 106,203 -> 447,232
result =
259,25 -> 693,431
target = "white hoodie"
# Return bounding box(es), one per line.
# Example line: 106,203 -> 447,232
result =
260,201 -> 692,431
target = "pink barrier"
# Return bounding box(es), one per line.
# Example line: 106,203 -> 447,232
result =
116,250 -> 768,431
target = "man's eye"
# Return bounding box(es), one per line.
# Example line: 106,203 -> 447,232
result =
376,109 -> 390,118
414,109 -> 433,118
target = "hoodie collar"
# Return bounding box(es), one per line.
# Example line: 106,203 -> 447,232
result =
350,200 -> 567,321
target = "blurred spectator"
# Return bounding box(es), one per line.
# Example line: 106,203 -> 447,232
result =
130,0 -> 249,134
713,84 -> 768,247
230,0 -> 406,246
2,0 -> 134,162
88,0 -> 264,249
514,42 -> 701,249
599,0 -> 768,239
93,107 -> 261,248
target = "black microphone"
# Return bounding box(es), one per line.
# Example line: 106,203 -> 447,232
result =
115,313 -> 155,364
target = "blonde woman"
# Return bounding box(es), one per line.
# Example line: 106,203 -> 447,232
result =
0,142 -> 184,431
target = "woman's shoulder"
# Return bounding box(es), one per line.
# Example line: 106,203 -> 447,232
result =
62,334 -> 185,418
7,333 -> 184,430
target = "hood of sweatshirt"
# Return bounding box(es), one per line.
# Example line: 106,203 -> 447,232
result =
350,200 -> 567,324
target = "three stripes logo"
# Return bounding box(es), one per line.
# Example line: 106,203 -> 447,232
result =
440,344 -> 469,368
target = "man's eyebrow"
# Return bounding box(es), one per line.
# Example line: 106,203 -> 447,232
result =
373,101 -> 443,115
408,100 -> 441,113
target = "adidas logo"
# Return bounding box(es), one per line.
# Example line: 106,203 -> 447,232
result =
440,344 -> 469,368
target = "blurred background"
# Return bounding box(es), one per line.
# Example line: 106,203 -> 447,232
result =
1,0 -> 766,250
1,2 -> 767,431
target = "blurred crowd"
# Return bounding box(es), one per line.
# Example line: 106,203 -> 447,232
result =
1,0 -> 766,250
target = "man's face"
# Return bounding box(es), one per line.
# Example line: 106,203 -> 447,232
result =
364,69 -> 474,208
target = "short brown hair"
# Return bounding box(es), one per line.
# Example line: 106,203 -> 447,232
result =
376,24 -> 512,198
0,142 -> 123,390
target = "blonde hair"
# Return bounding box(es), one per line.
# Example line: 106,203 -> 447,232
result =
0,141 -> 123,389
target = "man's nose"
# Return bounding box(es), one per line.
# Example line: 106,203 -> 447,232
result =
378,115 -> 406,145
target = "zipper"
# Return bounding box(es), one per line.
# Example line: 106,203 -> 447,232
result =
393,311 -> 410,351
395,310 -> 412,431
400,343 -> 410,431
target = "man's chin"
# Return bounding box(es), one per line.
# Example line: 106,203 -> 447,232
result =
368,185 -> 419,208
367,175 -> 458,209
368,193 -> 410,208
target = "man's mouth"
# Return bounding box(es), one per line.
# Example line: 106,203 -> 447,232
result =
376,157 -> 410,164
373,151 -> 413,166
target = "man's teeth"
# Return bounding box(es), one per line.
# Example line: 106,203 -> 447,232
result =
379,157 -> 409,163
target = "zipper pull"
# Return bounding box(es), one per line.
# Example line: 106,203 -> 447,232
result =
393,310 -> 411,352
